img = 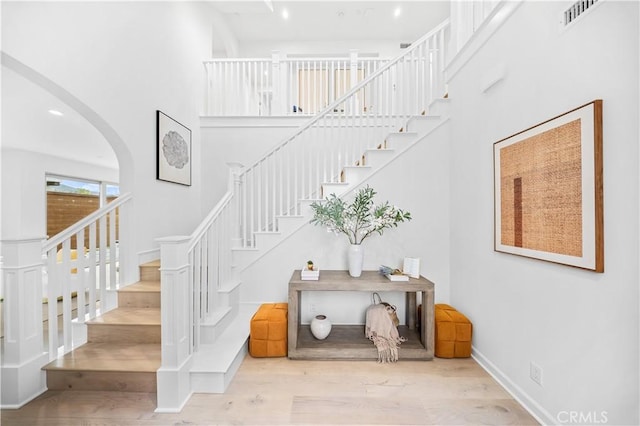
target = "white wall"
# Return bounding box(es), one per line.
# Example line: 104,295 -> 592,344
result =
447,2 -> 638,424
1,149 -> 118,239
1,1 -> 225,280
200,116 -> 310,212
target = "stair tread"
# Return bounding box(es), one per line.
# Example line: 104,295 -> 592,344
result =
343,165 -> 372,169
43,342 -> 161,372
88,307 -> 160,325
119,281 -> 160,292
191,305 -> 256,373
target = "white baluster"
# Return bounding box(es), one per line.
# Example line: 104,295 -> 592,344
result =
88,222 -> 97,318
75,229 -> 86,324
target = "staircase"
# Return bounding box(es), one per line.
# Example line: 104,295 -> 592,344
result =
231,99 -> 450,271
152,21 -> 451,411
38,100 -> 448,403
42,261 -> 161,392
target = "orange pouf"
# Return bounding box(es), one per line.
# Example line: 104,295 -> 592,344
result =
249,303 -> 288,357
434,304 -> 472,358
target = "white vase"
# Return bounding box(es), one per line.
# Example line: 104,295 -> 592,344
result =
310,314 -> 332,340
348,244 -> 364,277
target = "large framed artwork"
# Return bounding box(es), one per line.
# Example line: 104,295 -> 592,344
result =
493,100 -> 603,272
156,110 -> 191,186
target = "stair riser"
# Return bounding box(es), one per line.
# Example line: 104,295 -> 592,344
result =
341,167 -> 372,184
46,370 -> 156,392
88,324 -> 161,343
118,292 -> 161,308
385,133 -> 417,150
190,341 -> 248,393
219,285 -> 240,309
140,263 -> 161,281
275,216 -> 307,235
321,183 -> 349,197
199,309 -> 234,345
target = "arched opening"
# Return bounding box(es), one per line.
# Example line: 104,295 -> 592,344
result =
1,52 -> 136,281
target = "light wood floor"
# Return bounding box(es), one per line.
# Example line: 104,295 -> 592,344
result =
1,355 -> 538,425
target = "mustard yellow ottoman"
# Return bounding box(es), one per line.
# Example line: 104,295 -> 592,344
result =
249,303 -> 288,357
435,304 -> 472,358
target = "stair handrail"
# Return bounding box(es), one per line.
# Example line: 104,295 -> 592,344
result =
238,18 -> 450,178
187,191 -> 233,252
43,192 -> 132,252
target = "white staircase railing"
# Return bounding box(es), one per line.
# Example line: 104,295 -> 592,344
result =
0,191 -> 131,408
235,20 -> 449,248
157,167 -> 239,411
42,192 -> 132,359
1,192 -> 131,407
204,52 -> 389,116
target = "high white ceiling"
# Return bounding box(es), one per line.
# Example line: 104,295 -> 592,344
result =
1,66 -> 119,169
212,1 -> 450,43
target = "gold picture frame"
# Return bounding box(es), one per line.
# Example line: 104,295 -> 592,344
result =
493,100 -> 603,272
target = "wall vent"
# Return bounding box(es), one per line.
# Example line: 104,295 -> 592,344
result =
563,0 -> 599,26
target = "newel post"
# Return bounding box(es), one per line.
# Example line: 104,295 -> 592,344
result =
0,237 -> 48,408
155,235 -> 192,413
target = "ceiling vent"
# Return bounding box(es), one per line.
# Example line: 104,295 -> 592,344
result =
563,0 -> 600,26
400,43 -> 411,49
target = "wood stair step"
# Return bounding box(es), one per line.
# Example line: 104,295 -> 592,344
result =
139,260 -> 161,281
87,307 -> 161,343
118,280 -> 161,308
43,342 -> 160,392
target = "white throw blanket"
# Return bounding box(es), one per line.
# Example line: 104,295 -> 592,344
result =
365,303 -> 406,363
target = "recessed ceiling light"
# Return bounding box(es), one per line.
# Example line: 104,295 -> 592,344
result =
48,109 -> 64,116
394,7 -> 402,18
282,8 -> 289,19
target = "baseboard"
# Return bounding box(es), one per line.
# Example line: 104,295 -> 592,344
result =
472,346 -> 555,425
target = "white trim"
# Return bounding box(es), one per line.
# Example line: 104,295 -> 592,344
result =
472,346 -> 555,425
137,248 -> 160,266
446,0 -> 523,82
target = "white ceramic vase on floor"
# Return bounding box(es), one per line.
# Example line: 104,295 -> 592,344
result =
348,244 -> 364,277
310,314 -> 332,340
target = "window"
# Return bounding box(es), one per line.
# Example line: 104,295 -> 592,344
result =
46,175 -> 119,243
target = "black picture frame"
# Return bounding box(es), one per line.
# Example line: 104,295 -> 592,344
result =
156,110 -> 192,186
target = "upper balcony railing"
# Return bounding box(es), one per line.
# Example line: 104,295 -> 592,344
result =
204,52 -> 389,117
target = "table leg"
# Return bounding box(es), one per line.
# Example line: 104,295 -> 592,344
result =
288,288 -> 301,357
406,292 -> 417,330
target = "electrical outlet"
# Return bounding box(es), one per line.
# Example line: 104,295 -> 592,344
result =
530,362 -> 543,386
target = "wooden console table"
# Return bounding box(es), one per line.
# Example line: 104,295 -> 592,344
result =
288,270 -> 434,360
